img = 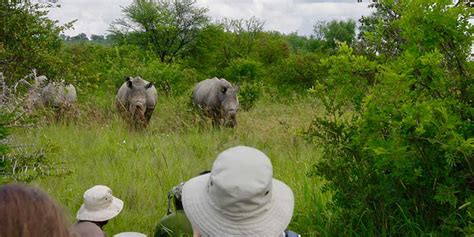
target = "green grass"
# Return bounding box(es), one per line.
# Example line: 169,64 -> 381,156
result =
11,95 -> 330,236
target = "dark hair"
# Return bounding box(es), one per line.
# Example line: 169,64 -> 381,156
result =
0,184 -> 71,237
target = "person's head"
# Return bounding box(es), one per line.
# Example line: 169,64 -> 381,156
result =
0,184 -> 71,237
182,146 -> 295,236
76,185 -> 123,226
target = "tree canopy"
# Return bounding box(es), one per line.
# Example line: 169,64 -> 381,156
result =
110,0 -> 210,63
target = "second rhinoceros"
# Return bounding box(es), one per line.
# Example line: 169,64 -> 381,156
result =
27,75 -> 77,110
192,77 -> 239,127
116,76 -> 157,128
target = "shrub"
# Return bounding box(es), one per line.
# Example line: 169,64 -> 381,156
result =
0,112 -> 10,183
270,52 -> 324,93
306,1 -> 474,235
0,1 -> 72,82
142,63 -> 199,96
255,33 -> 290,65
237,82 -> 263,111
224,58 -> 262,82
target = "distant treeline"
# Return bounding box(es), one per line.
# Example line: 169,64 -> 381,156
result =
60,34 -> 111,44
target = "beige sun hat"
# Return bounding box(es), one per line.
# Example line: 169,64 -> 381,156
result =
182,146 -> 294,237
76,185 -> 124,222
114,232 -> 147,237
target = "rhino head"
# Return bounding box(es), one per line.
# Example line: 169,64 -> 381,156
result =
219,83 -> 239,127
125,77 -> 153,126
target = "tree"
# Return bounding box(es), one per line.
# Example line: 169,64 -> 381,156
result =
110,0 -> 210,63
357,0 -> 404,59
312,20 -> 356,51
255,32 -> 289,65
0,1 -> 73,81
185,23 -> 227,73
69,33 -> 89,42
219,16 -> 265,61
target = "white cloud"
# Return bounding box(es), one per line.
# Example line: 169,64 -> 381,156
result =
48,0 -> 374,37
48,0 -> 133,36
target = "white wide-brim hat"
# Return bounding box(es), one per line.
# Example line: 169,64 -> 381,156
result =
76,185 -> 124,222
182,146 -> 294,237
114,232 -> 147,237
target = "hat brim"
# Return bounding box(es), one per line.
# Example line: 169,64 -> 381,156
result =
76,197 -> 124,222
182,174 -> 294,237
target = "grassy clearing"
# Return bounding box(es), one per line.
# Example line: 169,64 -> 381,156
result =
12,95 -> 330,236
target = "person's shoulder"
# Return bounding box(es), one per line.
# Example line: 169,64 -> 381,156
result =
71,222 -> 105,237
155,210 -> 193,237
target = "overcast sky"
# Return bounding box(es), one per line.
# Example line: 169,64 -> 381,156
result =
47,0 -> 375,37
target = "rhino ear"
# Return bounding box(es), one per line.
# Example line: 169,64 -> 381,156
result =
145,82 -> 153,89
221,86 -> 227,94
127,79 -> 133,89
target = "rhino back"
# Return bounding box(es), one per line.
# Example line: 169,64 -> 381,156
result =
116,83 -> 129,107
145,86 -> 157,109
64,84 -> 77,104
193,78 -> 225,108
41,83 -> 59,106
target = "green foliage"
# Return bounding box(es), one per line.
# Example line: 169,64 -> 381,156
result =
237,82 -> 263,111
285,33 -> 325,53
255,33 -> 290,65
219,17 -> 265,61
313,20 -> 356,52
0,1 -> 72,81
308,1 -> 474,235
0,105 -> 68,184
312,43 -> 378,114
1,144 -> 69,184
111,0 -> 210,63
54,43 -> 198,97
185,24 -> 228,75
270,52 -> 325,92
0,112 -> 10,181
224,58 -> 262,82
143,63 -> 198,95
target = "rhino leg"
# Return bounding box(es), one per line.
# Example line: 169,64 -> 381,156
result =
116,100 -> 129,120
224,115 -> 237,128
145,107 -> 155,123
210,109 -> 223,127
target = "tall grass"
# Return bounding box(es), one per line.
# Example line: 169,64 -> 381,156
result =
12,95 -> 330,236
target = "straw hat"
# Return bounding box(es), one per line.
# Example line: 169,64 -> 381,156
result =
182,146 -> 294,237
76,185 -> 124,222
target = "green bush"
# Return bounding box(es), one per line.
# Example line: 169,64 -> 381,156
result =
255,33 -> 290,65
224,58 -> 262,82
0,108 -> 67,184
0,2 -> 71,82
270,52 -> 324,93
306,1 -> 474,235
0,111 -> 10,184
237,82 -> 263,111
55,43 -> 197,99
142,63 -> 199,95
